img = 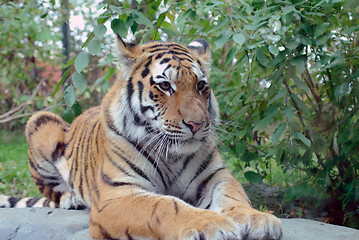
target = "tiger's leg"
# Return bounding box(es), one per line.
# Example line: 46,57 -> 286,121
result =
89,186 -> 243,240
196,168 -> 282,240
25,112 -> 85,209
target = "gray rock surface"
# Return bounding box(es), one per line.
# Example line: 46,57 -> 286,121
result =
0,208 -> 358,240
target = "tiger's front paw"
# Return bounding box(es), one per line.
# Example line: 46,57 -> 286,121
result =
223,206 -> 282,240
179,210 -> 244,240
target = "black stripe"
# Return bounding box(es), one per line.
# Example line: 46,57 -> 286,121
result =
104,148 -> 133,177
172,46 -> 190,53
54,191 -> 62,205
84,120 -> 99,202
150,76 -> 156,86
9,197 -> 21,207
155,52 -> 165,59
162,64 -> 172,76
145,43 -> 188,50
129,140 -> 168,191
78,119 -> 94,199
26,197 -> 42,207
194,150 -> 216,178
160,58 -> 171,64
173,199 -> 179,214
138,81 -> 155,114
111,147 -> 153,185
44,199 -> 52,207
51,142 -> 65,161
141,58 -> 152,78
90,219 -> 112,239
70,126 -> 87,189
126,228 -> 135,240
141,67 -> 150,78
94,121 -> 101,155
196,167 -> 225,202
181,150 -> 216,198
104,108 -> 122,137
101,170 -> 134,187
169,153 -> 195,186
127,77 -> 134,105
34,115 -> 62,128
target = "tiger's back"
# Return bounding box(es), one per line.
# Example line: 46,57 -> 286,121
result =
25,106 -> 101,208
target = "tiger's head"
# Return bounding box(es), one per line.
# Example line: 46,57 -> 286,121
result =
102,35 -> 219,156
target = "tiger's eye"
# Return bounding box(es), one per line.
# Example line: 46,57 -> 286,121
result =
159,81 -> 172,91
197,81 -> 206,91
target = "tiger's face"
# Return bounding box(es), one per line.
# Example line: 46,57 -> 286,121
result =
106,36 -> 219,156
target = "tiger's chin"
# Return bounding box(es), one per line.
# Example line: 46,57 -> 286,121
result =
168,137 -> 208,156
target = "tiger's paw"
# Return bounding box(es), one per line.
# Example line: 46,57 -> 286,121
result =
60,192 -> 87,210
223,206 -> 282,240
179,210 -> 243,240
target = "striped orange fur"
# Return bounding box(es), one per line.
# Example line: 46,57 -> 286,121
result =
1,36 -> 282,240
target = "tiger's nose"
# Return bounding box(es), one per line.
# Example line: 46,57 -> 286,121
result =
182,119 -> 204,134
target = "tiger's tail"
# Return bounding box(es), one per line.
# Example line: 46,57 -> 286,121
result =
0,194 -> 56,208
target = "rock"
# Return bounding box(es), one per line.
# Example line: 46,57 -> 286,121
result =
0,208 -> 358,240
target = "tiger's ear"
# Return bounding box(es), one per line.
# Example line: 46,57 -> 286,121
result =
115,34 -> 139,68
187,39 -> 211,73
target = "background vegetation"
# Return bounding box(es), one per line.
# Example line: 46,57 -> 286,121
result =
0,0 -> 358,228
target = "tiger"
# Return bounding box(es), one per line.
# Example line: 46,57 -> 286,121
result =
0,35 -> 282,240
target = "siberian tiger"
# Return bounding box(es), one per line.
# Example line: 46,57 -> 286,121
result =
0,36 -> 282,240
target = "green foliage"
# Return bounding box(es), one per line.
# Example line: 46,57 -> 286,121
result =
0,1 -> 62,127
0,131 -> 39,197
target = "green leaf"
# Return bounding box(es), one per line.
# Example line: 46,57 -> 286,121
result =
254,115 -> 273,131
291,94 -> 309,115
225,48 -> 236,65
215,30 -> 232,49
290,57 -> 305,74
241,151 -> 257,163
334,83 -> 349,98
62,108 -> 74,123
87,39 -> 101,55
235,141 -> 246,156
233,33 -> 245,45
244,171 -> 263,183
268,45 -> 279,55
208,19 -> 229,34
284,105 -> 296,119
286,38 -> 298,50
292,76 -> 310,94
268,50 -> 288,67
293,132 -> 311,147
53,68 -> 70,96
74,52 -> 89,72
133,10 -> 153,28
94,24 -> 107,38
111,19 -> 127,37
314,23 -> 330,38
282,6 -> 296,15
312,134 -> 327,154
343,25 -> 359,34
72,72 -> 87,93
109,5 -> 122,13
269,88 -> 286,104
272,123 -> 286,144
64,86 -> 76,107
316,33 -> 332,46
61,56 -> 76,69
71,102 -> 82,117
255,48 -> 268,67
